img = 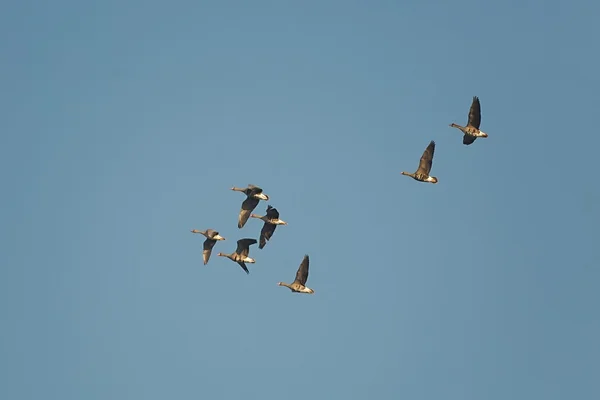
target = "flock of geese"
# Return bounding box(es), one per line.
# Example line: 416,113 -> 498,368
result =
191,184 -> 314,294
191,96 -> 489,295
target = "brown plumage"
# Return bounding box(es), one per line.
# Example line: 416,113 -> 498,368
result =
401,140 -> 438,184
250,205 -> 288,249
231,184 -> 270,229
217,238 -> 257,274
190,229 -> 226,265
277,254 -> 315,294
449,96 -> 488,145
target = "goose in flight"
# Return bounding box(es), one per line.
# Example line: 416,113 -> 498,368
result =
231,184 -> 269,229
190,229 -> 226,265
217,238 -> 257,274
250,205 -> 287,249
278,254 -> 315,294
449,96 -> 488,145
401,140 -> 439,184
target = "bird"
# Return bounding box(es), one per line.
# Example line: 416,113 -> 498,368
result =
278,254 -> 315,294
217,238 -> 258,274
231,184 -> 270,229
449,96 -> 488,145
401,140 -> 439,183
250,205 -> 287,249
190,229 -> 226,265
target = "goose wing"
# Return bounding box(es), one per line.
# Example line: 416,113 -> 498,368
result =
204,229 -> 218,239
259,223 -> 276,249
265,205 -> 279,220
467,96 -> 481,129
236,238 -> 257,257
294,254 -> 310,285
238,197 -> 260,228
202,238 -> 217,265
463,134 -> 477,146
247,184 -> 263,195
416,140 -> 435,176
237,262 -> 250,274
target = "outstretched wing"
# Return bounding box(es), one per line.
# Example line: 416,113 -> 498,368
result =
203,238 -> 217,265
259,223 -> 277,249
294,254 -> 310,285
236,238 -> 257,257
238,197 -> 259,228
416,140 -> 435,176
467,96 -> 481,129
265,205 -> 279,220
463,134 -> 477,146
205,229 -> 218,239
247,184 -> 263,195
237,262 -> 250,274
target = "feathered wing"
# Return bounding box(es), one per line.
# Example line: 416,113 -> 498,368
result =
416,140 -> 435,176
238,197 -> 259,228
259,223 -> 276,249
294,255 -> 310,285
265,205 -> 279,220
467,96 -> 481,129
204,229 -> 218,239
247,185 -> 263,195
237,262 -> 250,274
202,239 -> 217,265
463,134 -> 477,145
236,238 -> 257,257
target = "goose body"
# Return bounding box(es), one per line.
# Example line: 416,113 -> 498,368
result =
449,96 -> 488,145
191,229 -> 226,265
231,184 -> 270,229
250,205 -> 287,249
401,140 -> 439,184
278,254 -> 315,294
217,238 -> 257,274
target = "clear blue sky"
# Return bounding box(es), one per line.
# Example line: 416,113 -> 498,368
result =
1,1 -> 598,399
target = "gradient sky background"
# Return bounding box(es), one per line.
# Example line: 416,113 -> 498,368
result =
1,1 -> 599,399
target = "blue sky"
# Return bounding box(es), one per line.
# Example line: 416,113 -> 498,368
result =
1,1 -> 599,399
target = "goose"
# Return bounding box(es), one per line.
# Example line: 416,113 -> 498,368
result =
217,238 -> 257,274
250,205 -> 287,249
401,140 -> 439,183
231,184 -> 270,229
190,229 -> 226,265
278,254 -> 315,294
449,96 -> 488,145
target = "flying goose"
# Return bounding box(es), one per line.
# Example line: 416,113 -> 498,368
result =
190,229 -> 226,265
231,184 -> 270,229
401,140 -> 439,183
217,238 -> 257,274
278,254 -> 315,294
250,205 -> 287,249
449,96 -> 488,145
